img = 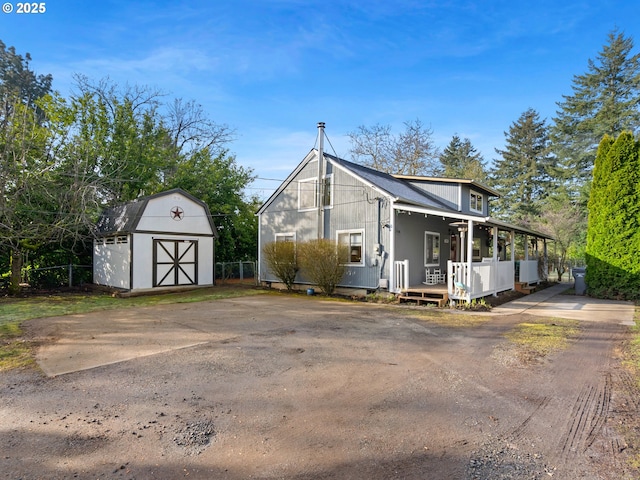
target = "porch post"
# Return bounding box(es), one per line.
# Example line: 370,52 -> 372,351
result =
466,219 -> 473,301
389,206 -> 397,292
510,229 -> 515,290
524,234 -> 529,261
543,239 -> 548,281
492,226 -> 498,296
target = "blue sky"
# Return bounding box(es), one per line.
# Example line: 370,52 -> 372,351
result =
2,0 -> 640,198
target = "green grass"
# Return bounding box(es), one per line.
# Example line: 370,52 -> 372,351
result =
0,285 -> 267,371
401,308 -> 491,328
505,317 -> 580,360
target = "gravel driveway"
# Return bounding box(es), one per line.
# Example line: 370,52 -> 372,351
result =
1,292 -> 638,479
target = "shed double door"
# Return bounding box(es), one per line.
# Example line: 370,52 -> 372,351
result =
153,239 -> 198,287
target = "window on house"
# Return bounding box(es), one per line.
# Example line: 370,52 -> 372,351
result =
323,175 -> 332,207
298,176 -> 332,211
470,191 -> 483,213
105,236 -> 115,245
337,230 -> 364,265
424,231 -> 440,266
298,178 -> 316,210
116,235 -> 128,244
275,233 -> 295,243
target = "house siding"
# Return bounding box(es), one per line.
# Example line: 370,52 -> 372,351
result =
325,161 -> 391,289
259,156 -> 391,290
405,181 -> 459,211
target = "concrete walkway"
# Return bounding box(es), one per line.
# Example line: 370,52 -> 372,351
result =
492,282 -> 636,325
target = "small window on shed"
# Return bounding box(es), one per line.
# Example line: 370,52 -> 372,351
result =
117,235 -> 128,244
105,237 -> 115,245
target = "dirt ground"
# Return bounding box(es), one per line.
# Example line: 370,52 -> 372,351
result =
1,292 -> 639,479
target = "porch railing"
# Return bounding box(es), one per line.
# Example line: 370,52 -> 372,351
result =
393,259 -> 409,293
517,260 -> 539,284
448,260 -> 515,301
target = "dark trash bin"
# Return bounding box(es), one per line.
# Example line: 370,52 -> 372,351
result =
572,267 -> 587,295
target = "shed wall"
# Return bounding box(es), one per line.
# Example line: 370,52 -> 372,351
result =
93,240 -> 131,289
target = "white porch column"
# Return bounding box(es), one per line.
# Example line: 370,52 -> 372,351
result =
510,229 -> 515,290
466,219 -> 473,300
492,226 -> 499,296
543,239 -> 548,281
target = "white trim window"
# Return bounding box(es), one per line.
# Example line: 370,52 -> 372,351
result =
298,175 -> 332,211
275,232 -> 296,243
424,231 -> 440,267
337,229 -> 364,266
322,174 -> 333,208
470,190 -> 484,214
298,177 -> 317,211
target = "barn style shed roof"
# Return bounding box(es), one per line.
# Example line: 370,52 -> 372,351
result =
96,188 -> 217,236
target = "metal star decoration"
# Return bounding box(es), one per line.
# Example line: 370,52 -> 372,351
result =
170,206 -> 184,220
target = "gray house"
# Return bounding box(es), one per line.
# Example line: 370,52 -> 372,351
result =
257,123 -> 552,304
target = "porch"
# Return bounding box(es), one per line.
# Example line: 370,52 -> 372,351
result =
390,211 -> 550,304
393,258 -> 541,304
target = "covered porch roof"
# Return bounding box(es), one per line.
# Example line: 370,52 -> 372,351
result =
393,202 -> 553,240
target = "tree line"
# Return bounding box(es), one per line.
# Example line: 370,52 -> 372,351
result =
0,40 -> 258,293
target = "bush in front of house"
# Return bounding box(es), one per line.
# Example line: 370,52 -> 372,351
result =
262,241 -> 299,291
297,239 -> 348,296
586,132 -> 640,300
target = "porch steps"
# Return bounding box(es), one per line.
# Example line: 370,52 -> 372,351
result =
515,282 -> 536,294
398,290 -> 449,308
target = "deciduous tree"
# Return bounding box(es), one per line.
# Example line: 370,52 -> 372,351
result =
347,119 -> 440,176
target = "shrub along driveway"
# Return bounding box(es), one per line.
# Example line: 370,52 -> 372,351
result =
1,291 -> 637,479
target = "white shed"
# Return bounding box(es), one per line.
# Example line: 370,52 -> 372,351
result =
93,188 -> 217,292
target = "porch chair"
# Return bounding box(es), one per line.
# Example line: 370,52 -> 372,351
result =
423,268 -> 439,285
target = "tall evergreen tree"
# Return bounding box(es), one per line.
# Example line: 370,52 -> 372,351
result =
586,132 -> 640,299
551,29 -> 640,198
438,134 -> 488,182
490,108 -> 553,222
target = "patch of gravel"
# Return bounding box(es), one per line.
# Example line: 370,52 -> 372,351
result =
466,438 -> 554,479
173,419 -> 216,455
